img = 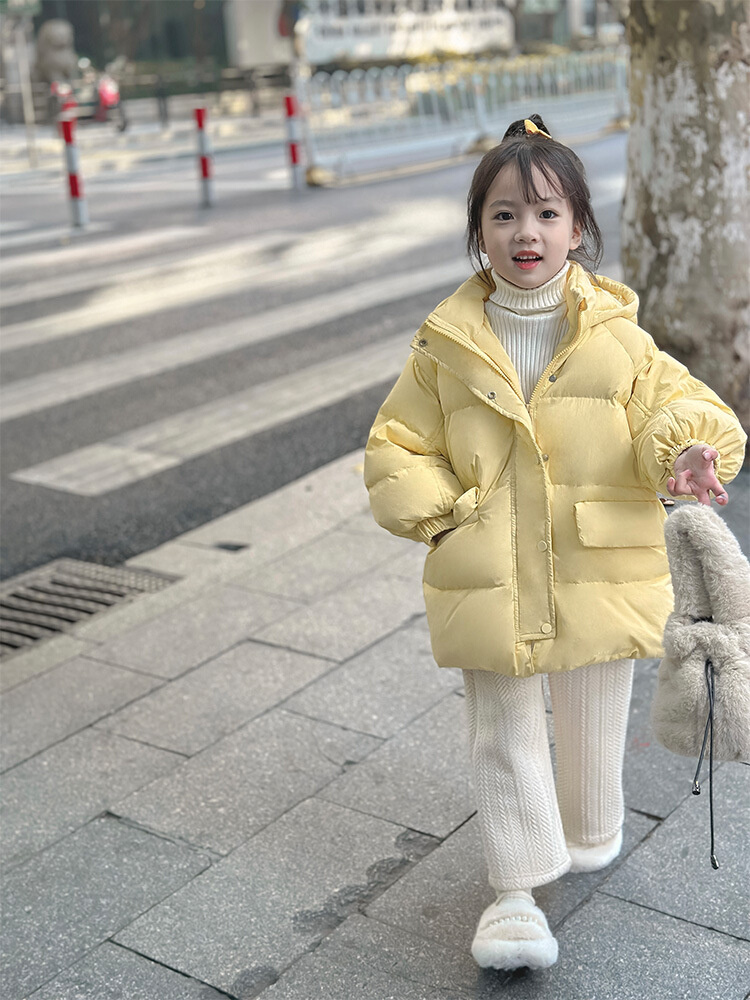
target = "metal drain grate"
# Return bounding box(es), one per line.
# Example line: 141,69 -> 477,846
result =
0,559 -> 178,658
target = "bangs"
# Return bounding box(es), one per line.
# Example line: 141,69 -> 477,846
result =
516,152 -> 567,205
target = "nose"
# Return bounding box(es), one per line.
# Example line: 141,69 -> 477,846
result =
515,216 -> 540,243
515,227 -> 539,244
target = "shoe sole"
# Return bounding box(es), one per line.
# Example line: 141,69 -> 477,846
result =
472,935 -> 558,970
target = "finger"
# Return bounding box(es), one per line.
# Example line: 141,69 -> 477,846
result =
667,475 -> 688,496
697,472 -> 727,501
673,470 -> 693,495
667,472 -> 690,497
712,485 -> 729,505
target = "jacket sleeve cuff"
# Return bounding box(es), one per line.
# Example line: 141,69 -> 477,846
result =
665,439 -> 720,483
415,512 -> 458,546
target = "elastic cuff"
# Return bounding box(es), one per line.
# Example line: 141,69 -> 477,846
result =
415,512 -> 457,546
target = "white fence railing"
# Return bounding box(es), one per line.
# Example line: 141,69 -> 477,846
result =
301,50 -> 629,180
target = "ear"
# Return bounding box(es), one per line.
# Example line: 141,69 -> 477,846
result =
569,222 -> 583,251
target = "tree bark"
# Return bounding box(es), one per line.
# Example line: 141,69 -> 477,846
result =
622,0 -> 750,436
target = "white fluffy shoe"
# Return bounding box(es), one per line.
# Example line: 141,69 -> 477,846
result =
471,890 -> 558,970
567,828 -> 623,873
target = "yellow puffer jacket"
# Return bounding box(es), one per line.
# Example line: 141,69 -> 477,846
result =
364,262 -> 747,678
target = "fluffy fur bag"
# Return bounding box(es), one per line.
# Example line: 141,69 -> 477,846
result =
651,503 -> 750,762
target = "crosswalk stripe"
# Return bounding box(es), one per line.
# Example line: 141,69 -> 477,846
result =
0,230 -> 297,308
10,333 -> 409,495
0,226 -> 206,282
0,258 -> 467,422
0,221 -> 111,249
1,199 -> 465,348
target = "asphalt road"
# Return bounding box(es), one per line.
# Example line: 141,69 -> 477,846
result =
0,131 -> 628,581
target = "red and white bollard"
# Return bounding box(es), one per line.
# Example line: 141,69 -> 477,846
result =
284,93 -> 305,190
194,106 -> 214,208
60,113 -> 88,228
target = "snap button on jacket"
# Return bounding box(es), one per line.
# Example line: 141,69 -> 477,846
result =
364,263 -> 747,678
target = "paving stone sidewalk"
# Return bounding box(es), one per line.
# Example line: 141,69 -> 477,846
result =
1,451 -> 748,1000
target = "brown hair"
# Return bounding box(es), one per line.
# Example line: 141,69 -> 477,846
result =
466,114 -> 604,284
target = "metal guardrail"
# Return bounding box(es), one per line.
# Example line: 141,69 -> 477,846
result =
0,65 -> 288,126
302,50 -> 629,180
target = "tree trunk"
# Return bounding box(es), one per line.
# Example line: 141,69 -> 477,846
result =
622,0 -> 750,437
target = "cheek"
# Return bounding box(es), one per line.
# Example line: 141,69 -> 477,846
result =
482,226 -> 505,248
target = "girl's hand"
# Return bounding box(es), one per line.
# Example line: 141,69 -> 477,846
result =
666,445 -> 728,506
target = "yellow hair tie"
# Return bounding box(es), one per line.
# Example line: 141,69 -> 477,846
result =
524,118 -> 552,139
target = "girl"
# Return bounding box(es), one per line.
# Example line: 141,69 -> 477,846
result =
363,115 -> 746,972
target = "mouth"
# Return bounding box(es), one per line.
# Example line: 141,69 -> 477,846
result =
513,254 -> 543,270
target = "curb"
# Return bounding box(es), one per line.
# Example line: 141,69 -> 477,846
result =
0,136 -> 286,179
0,450 -> 370,690
1,121 -> 623,181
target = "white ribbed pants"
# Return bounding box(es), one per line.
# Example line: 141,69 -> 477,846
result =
462,659 -> 634,892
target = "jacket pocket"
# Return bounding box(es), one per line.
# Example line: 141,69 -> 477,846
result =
573,500 -> 666,548
453,486 -> 480,526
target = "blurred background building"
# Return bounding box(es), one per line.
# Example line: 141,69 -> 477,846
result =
1,0 -> 626,123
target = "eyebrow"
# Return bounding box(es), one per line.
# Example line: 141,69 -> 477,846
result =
489,197 -> 562,207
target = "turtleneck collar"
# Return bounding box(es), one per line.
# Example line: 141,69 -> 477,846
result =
488,260 -> 571,314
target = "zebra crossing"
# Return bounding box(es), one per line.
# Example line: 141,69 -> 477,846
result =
11,334 -> 411,495
0,258 -> 467,423
1,213 -> 470,496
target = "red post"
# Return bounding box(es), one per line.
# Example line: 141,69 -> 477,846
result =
284,93 -> 305,190
60,113 -> 88,228
194,106 -> 214,208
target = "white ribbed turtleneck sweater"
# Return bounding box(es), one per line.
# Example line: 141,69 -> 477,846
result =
484,260 -> 571,403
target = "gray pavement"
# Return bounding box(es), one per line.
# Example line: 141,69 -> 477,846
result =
1,450 -> 749,1000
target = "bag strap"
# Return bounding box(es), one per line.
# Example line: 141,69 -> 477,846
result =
691,658 -> 719,870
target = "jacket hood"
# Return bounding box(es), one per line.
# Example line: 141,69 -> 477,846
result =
425,261 -> 639,346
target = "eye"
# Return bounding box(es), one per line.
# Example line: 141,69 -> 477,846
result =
541,210 -> 557,219
495,212 -> 513,221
